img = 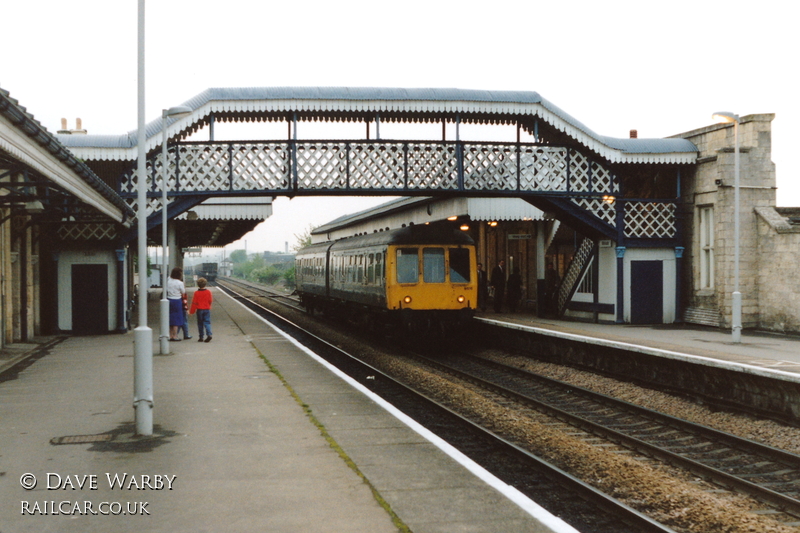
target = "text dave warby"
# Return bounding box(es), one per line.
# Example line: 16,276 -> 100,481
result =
20,473 -> 177,491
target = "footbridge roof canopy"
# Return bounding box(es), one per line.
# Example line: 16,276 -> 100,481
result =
59,87 -> 698,166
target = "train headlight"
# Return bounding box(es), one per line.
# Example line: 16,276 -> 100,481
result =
403,296 -> 412,304
457,295 -> 465,303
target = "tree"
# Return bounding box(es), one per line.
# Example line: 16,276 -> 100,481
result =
292,225 -> 314,252
229,249 -> 248,264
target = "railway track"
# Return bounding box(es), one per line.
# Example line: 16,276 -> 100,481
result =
410,350 -> 800,524
216,276 -> 304,311
216,278 -> 678,533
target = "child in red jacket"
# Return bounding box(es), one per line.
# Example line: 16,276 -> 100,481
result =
189,277 -> 214,342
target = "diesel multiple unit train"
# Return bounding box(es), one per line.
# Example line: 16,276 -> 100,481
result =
295,225 -> 477,331
196,262 -> 218,282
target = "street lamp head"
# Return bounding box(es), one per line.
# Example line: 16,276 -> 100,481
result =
163,106 -> 192,119
712,111 -> 740,124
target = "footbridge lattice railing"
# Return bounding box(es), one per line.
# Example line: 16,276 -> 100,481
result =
121,140 -> 677,241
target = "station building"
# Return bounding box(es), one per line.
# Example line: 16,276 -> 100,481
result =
2,83 -> 798,350
0,87 -> 271,347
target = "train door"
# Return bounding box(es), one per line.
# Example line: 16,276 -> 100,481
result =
630,260 -> 663,324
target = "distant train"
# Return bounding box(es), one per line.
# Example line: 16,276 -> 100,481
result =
295,225 -> 477,332
196,262 -> 218,282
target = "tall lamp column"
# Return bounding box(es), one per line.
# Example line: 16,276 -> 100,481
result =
160,106 -> 192,355
133,0 -> 152,435
713,111 -> 741,343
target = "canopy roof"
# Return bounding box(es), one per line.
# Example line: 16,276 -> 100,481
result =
0,86 -> 134,222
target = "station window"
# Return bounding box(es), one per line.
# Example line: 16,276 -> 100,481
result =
423,248 -> 445,283
699,206 -> 714,289
449,248 -> 471,283
396,248 -> 419,283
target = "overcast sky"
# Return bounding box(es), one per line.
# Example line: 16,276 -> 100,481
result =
3,0 -> 796,254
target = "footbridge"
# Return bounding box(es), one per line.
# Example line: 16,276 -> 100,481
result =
60,87 -> 698,247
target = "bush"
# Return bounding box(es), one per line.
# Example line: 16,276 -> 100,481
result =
251,265 -> 284,285
283,265 -> 296,290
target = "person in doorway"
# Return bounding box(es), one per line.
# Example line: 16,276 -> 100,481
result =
167,267 -> 186,341
491,260 -> 506,313
189,277 -> 213,342
506,267 -> 522,313
477,263 -> 488,312
545,262 -> 561,316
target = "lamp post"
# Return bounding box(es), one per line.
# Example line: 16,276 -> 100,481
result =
712,111 -> 741,343
160,106 -> 192,355
134,0 -> 152,435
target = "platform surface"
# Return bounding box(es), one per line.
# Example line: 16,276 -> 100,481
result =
0,289 -> 570,533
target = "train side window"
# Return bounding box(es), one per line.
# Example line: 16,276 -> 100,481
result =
396,248 -> 419,283
376,252 -> 384,284
367,253 -> 375,284
423,248 -> 445,283
449,248 -> 471,283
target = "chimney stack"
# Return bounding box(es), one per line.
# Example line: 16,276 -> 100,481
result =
629,129 -> 638,139
57,118 -> 70,134
72,118 -> 87,135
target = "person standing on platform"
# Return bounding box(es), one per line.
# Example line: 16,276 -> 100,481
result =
167,267 -> 186,341
507,267 -> 522,313
491,260 -> 506,313
180,293 -> 192,340
477,263 -> 488,312
189,277 -> 214,342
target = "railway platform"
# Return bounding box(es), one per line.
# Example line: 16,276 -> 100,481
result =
476,310 -> 800,422
477,311 -> 800,377
0,289 -> 573,533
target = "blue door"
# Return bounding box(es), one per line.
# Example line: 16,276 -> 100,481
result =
630,260 -> 662,324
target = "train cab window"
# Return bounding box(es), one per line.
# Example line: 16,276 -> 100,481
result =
449,248 -> 471,283
423,248 -> 445,283
396,248 -> 419,283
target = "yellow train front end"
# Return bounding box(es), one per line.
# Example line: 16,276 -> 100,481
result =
385,242 -> 477,330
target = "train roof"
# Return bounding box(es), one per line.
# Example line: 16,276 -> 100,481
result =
297,225 -> 474,256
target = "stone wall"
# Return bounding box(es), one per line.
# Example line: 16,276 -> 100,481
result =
677,114 -> 777,331
754,207 -> 800,334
